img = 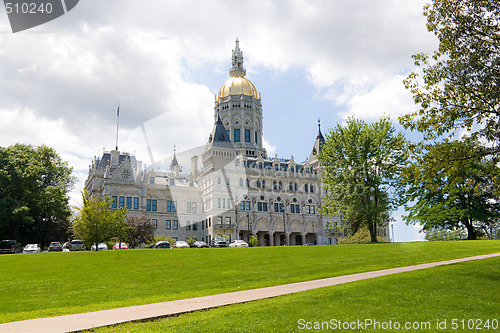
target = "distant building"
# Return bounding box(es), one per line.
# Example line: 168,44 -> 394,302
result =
84,40 -> 389,245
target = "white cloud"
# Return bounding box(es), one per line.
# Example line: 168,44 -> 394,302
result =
263,138 -> 277,158
340,74 -> 416,121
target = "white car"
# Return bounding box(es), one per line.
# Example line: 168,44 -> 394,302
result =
91,243 -> 108,251
23,244 -> 41,253
173,241 -> 190,248
229,240 -> 249,247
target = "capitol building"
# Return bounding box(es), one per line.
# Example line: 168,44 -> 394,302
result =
85,40 -> 386,246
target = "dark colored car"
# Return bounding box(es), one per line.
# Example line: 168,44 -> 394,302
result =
153,241 -> 171,249
48,241 -> 63,252
211,237 -> 228,248
0,240 -> 20,254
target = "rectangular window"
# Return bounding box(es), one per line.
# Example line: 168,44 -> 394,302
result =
274,203 -> 283,213
234,128 -> 241,143
166,220 -> 171,230
187,202 -> 191,214
193,222 -> 198,231
170,178 -> 175,185
167,201 -> 177,213
226,217 -> 231,224
291,204 -> 295,214
245,201 -> 250,211
240,202 -> 245,211
133,197 -> 139,210
146,199 -> 151,211
150,177 -> 154,184
126,197 -> 132,209
218,216 -> 223,224
173,220 -> 178,230
222,198 -> 226,209
152,219 -> 158,229
186,221 -> 191,231
111,196 -> 117,209
192,202 -> 197,213
255,131 -> 258,145
119,196 -> 125,208
152,200 -> 157,212
227,199 -> 230,209
218,198 -> 221,209
245,129 -> 250,143
258,202 -> 263,211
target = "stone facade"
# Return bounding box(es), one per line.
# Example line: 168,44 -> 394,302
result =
84,40 -> 389,245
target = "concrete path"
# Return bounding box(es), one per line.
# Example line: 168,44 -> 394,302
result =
1,252 -> 499,333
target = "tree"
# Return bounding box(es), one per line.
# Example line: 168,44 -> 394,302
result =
318,117 -> 407,242
0,144 -> 75,247
71,191 -> 128,249
400,1 -> 500,156
402,139 -> 500,239
124,215 -> 155,248
424,228 -> 467,241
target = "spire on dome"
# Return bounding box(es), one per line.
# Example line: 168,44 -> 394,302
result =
230,38 -> 246,77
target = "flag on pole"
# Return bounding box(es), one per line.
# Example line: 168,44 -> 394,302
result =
117,104 -> 120,116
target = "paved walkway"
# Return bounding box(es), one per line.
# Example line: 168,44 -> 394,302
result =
1,252 -> 499,333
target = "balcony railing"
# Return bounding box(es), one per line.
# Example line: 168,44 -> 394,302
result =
215,224 -> 235,230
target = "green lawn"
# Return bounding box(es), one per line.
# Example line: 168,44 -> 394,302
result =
1,241 -> 499,324
94,256 -> 500,333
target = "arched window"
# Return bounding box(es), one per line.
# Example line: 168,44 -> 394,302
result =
310,184 -> 314,193
246,178 -> 250,188
294,183 -> 298,191
256,179 -> 261,188
279,181 -> 283,190
289,182 -> 293,191
262,180 -> 266,189
305,184 -> 309,193
273,181 -> 277,190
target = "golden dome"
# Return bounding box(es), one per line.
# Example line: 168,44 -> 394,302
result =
219,75 -> 258,99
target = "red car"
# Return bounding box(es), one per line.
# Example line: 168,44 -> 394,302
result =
112,242 -> 129,250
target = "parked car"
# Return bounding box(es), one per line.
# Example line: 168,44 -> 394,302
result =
211,237 -> 228,248
0,240 -> 20,254
173,241 -> 190,248
112,242 -> 129,250
23,243 -> 41,254
69,239 -> 85,251
48,241 -> 63,252
153,241 -> 171,249
91,243 -> 108,251
229,240 -> 249,247
192,241 -> 208,248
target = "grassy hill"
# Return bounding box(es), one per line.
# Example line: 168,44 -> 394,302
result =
1,240 -> 499,324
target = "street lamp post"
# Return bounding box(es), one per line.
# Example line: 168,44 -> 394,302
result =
282,202 -> 287,246
391,223 -> 395,243
312,222 -> 315,245
247,211 -> 250,243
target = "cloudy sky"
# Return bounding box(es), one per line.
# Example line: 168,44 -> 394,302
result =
0,0 -> 438,242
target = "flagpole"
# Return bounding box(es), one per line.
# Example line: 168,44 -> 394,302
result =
115,102 -> 120,151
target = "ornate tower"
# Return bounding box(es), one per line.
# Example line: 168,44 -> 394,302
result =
214,39 -> 266,158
